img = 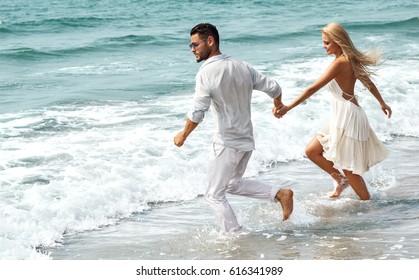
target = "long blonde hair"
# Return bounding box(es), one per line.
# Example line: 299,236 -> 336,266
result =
321,22 -> 380,88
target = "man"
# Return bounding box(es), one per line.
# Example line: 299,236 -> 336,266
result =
174,23 -> 293,232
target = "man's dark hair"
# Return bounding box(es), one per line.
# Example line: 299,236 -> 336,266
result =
190,23 -> 219,46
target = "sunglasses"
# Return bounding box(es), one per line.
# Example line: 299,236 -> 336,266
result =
189,39 -> 206,49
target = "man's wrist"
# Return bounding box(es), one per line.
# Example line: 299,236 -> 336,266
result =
274,98 -> 283,108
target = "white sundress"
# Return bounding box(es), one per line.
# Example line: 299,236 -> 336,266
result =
317,79 -> 388,175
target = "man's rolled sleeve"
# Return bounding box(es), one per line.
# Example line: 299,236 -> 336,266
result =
187,109 -> 205,123
187,74 -> 211,123
250,65 -> 282,98
187,93 -> 210,123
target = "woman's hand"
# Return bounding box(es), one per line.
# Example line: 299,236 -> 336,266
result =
381,103 -> 392,118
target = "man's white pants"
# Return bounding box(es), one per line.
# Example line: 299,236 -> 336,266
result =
206,143 -> 281,232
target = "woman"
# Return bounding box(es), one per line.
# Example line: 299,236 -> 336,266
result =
275,23 -> 392,200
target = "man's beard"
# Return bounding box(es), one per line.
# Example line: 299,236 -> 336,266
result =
196,49 -> 211,63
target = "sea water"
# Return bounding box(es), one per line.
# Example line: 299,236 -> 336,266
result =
0,0 -> 418,260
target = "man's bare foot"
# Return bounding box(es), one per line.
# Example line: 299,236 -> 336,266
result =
275,189 -> 293,221
329,177 -> 349,198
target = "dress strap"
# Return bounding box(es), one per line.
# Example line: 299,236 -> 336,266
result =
341,90 -> 356,101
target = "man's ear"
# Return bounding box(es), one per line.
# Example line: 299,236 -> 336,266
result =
207,36 -> 215,47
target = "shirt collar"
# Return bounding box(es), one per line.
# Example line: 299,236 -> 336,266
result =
199,53 -> 230,71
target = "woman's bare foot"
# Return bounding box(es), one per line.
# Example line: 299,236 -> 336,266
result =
329,177 -> 349,198
275,189 -> 294,221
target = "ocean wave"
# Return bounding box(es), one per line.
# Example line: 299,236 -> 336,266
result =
231,17 -> 419,43
344,17 -> 419,33
96,34 -> 162,47
228,29 -> 314,44
12,16 -> 115,32
0,27 -> 12,34
0,99 -> 205,259
0,34 -> 165,60
0,47 -> 60,60
55,34 -> 162,55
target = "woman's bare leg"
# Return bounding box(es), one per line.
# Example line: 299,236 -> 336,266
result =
342,170 -> 370,200
305,136 -> 348,197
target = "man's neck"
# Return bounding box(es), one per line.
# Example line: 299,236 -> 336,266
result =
207,50 -> 222,60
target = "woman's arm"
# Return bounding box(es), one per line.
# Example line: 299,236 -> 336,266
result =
363,77 -> 392,118
275,59 -> 341,117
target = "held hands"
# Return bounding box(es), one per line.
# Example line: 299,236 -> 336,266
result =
272,104 -> 289,119
272,98 -> 288,119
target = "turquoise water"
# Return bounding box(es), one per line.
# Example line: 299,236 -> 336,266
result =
0,0 -> 418,259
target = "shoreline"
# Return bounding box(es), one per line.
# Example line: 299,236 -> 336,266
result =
46,137 -> 419,260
